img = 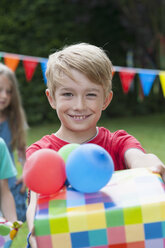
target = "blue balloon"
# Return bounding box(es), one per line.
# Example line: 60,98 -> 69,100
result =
66,144 -> 114,193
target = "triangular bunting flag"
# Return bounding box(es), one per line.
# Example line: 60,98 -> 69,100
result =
23,58 -> 38,82
112,70 -> 115,77
41,59 -> 48,84
159,72 -> 165,97
4,54 -> 20,71
139,70 -> 157,96
119,69 -> 136,93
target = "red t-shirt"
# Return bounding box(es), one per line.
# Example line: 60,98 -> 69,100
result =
26,127 -> 145,171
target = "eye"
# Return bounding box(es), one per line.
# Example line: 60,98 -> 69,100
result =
87,93 -> 97,97
7,90 -> 12,95
62,92 -> 73,97
0,89 -> 12,95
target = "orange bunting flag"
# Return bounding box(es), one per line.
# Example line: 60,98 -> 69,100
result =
159,72 -> 165,97
4,54 -> 20,71
119,69 -> 136,93
112,70 -> 115,77
23,58 -> 38,82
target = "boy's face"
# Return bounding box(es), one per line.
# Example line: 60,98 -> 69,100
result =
46,69 -> 112,139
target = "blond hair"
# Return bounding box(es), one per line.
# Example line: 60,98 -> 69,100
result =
0,63 -> 27,150
46,43 -> 113,97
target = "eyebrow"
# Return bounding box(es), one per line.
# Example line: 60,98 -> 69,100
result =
59,87 -> 100,92
59,87 -> 73,91
87,88 -> 100,92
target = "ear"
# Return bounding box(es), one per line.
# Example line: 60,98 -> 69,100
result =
102,91 -> 113,110
45,89 -> 56,109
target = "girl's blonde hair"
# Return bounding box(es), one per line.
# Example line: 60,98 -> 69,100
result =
46,43 -> 113,97
0,63 -> 27,150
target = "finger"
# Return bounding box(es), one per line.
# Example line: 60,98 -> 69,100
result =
20,184 -> 26,193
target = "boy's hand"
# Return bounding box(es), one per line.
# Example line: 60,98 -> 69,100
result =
125,149 -> 165,183
151,164 -> 165,183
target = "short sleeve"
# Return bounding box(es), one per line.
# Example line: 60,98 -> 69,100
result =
0,138 -> 17,179
111,130 -> 145,170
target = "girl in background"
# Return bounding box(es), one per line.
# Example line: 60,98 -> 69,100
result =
0,63 -> 28,222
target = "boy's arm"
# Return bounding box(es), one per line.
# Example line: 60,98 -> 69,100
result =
0,179 -> 17,222
26,191 -> 38,248
125,148 -> 165,182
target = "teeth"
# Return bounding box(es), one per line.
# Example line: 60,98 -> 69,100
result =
73,115 -> 86,120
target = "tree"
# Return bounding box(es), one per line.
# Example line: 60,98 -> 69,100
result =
112,0 -> 164,69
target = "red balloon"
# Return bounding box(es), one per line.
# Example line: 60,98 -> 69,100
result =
23,149 -> 66,195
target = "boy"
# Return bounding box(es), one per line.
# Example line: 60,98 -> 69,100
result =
26,43 -> 165,248
0,137 -> 17,222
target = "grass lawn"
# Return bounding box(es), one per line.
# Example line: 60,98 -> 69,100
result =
11,113 -> 165,247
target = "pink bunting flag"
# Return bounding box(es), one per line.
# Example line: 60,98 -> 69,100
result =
4,54 -> 20,71
119,69 -> 136,93
23,58 -> 38,82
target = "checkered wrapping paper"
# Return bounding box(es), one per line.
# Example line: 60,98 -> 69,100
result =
34,168 -> 165,248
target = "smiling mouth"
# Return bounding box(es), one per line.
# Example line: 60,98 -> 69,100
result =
0,102 -> 6,105
69,115 -> 90,120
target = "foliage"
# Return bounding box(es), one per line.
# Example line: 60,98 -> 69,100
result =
112,0 -> 164,68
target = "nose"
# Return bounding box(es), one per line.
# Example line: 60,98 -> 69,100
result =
0,90 -> 8,98
74,96 -> 86,110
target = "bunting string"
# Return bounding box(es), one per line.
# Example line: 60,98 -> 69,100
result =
0,51 -> 46,63
113,65 -> 161,74
0,51 -> 165,97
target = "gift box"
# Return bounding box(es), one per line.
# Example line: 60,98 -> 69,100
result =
34,168 -> 165,248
